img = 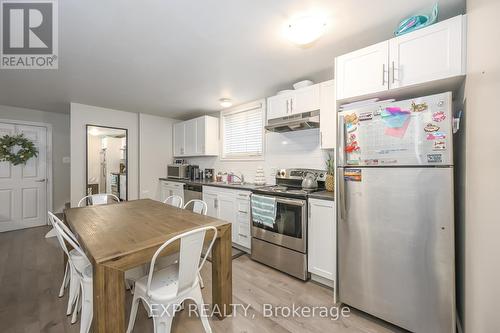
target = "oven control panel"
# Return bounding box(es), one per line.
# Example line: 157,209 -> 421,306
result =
276,168 -> 327,181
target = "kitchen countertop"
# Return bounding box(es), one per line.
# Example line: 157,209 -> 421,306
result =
308,190 -> 335,201
159,177 -> 266,191
160,177 -> 335,200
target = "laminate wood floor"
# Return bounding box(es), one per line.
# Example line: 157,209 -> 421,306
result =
0,226 -> 406,333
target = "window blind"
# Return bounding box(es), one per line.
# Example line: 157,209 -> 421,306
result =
222,105 -> 264,158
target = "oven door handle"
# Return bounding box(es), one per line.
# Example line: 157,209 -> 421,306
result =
275,197 -> 306,206
252,194 -> 306,207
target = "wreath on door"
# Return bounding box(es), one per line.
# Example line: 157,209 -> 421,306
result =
0,134 -> 39,165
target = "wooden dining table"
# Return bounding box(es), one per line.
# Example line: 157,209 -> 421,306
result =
64,199 -> 233,333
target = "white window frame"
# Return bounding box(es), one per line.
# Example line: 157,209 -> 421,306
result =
219,99 -> 266,161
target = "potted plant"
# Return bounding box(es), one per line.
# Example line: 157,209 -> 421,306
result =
325,154 -> 335,192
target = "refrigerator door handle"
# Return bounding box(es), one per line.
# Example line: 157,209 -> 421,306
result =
338,115 -> 345,167
338,168 -> 346,220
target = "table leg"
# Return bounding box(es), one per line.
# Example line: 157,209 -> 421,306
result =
93,263 -> 125,332
211,225 -> 233,319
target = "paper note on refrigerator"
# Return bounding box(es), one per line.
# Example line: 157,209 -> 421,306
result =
385,117 -> 411,138
381,107 -> 411,128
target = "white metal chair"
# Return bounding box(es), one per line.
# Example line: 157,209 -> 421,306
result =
49,212 -> 93,333
77,193 -> 120,207
127,226 -> 217,333
183,199 -> 208,215
48,213 -> 88,320
163,195 -> 183,208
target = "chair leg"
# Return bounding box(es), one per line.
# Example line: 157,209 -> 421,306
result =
67,267 -> 81,316
71,289 -> 80,324
80,279 -> 93,333
192,287 -> 212,333
126,294 -> 141,333
153,315 -> 174,333
198,272 -> 205,289
59,262 -> 69,297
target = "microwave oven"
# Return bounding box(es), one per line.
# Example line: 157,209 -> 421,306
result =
167,164 -> 188,179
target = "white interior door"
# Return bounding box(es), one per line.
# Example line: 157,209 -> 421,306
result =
0,122 -> 48,232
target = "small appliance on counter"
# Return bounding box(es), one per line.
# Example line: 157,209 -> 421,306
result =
187,165 -> 200,181
204,168 -> 215,181
167,163 -> 188,179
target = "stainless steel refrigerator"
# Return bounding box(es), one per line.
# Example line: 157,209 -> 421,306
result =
337,92 -> 455,332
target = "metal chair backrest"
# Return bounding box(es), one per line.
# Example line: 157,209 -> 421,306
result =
163,195 -> 183,208
146,226 -> 217,297
78,193 -> 120,207
183,199 -> 208,215
48,211 -> 89,266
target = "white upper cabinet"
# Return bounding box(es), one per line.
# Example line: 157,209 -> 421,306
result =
319,80 -> 336,149
335,15 -> 466,101
389,15 -> 466,89
184,119 -> 196,155
290,84 -> 320,115
173,116 -> 218,157
195,116 -> 206,154
335,41 -> 389,100
267,93 -> 290,120
173,122 -> 185,156
267,84 -> 320,120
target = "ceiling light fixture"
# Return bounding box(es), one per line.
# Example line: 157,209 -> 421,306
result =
285,14 -> 327,46
219,98 -> 233,108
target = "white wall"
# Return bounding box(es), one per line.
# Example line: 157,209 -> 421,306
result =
139,113 -> 178,200
70,103 -> 139,206
0,105 -> 70,212
187,128 -> 331,184
464,0 -> 500,331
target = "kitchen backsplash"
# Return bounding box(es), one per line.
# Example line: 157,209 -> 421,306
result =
186,128 -> 334,185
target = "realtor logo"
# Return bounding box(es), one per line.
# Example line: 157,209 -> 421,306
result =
1,0 -> 58,69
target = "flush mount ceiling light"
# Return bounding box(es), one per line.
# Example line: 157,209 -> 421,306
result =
219,98 -> 233,108
285,14 -> 328,45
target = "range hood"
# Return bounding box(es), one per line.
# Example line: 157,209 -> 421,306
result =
265,110 -> 320,133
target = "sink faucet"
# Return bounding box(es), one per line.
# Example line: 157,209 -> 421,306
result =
231,173 -> 244,184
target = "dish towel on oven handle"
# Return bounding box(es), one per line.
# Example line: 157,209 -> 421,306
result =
251,194 -> 277,228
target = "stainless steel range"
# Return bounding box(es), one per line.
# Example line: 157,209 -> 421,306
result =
250,168 -> 326,280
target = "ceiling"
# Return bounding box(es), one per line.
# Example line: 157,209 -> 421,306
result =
0,0 -> 465,120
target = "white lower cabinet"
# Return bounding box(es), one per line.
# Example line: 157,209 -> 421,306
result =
203,186 -> 251,251
160,181 -> 184,203
308,198 -> 336,286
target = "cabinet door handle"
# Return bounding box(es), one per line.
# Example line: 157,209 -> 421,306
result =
238,233 -> 248,238
214,199 -> 218,209
290,98 -> 293,113
238,194 -> 248,198
286,99 -> 289,114
238,210 -> 248,214
392,61 -> 396,84
382,63 -> 386,86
